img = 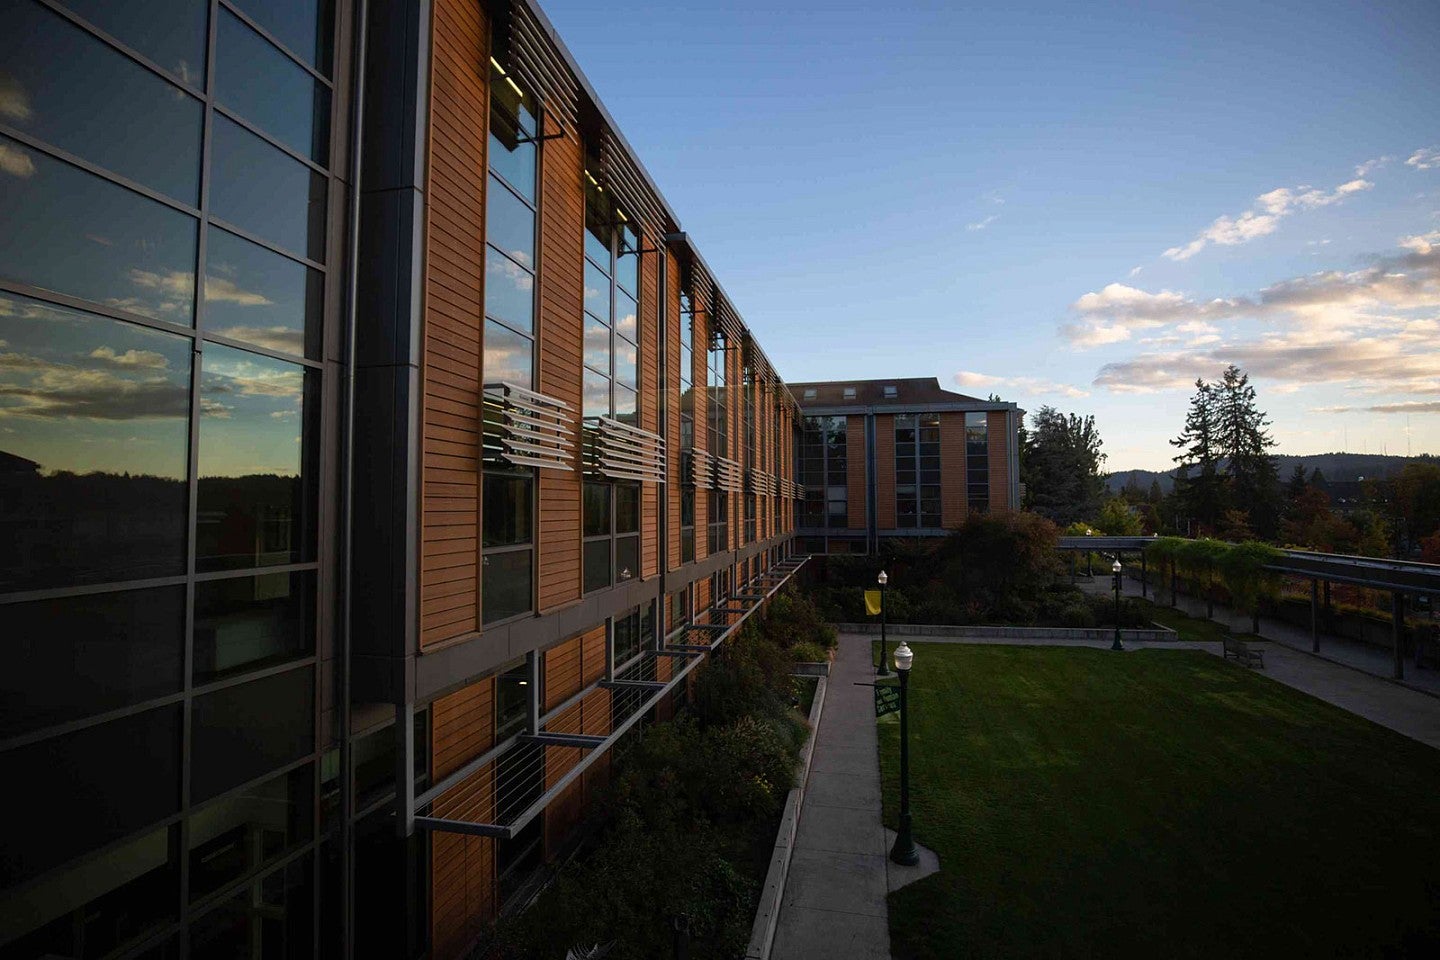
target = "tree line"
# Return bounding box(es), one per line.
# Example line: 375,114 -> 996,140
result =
1018,364 -> 1440,559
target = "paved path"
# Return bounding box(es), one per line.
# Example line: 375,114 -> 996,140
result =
771,633 -> 935,960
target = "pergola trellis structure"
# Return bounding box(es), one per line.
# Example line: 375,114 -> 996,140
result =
407,555 -> 809,840
1057,536 -> 1440,680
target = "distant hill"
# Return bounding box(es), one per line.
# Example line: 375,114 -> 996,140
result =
1105,453 -> 1437,495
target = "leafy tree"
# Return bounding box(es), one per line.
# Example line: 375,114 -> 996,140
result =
1022,405 -> 1107,524
1421,530 -> 1440,565
1219,541 -> 1283,633
1214,365 -> 1281,538
1096,496 -> 1143,536
1280,486 -> 1360,552
1171,378 -> 1225,533
1393,462 -> 1440,554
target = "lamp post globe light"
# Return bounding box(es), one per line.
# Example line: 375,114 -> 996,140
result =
1086,528 -> 1093,576
876,570 -> 893,677
890,642 -> 919,866
1111,559 -> 1124,651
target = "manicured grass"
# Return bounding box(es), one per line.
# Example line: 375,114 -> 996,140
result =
1135,597 -> 1255,644
878,644 -> 1440,959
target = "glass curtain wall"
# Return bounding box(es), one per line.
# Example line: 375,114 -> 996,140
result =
967,411 -> 990,513
678,291 -> 695,562
582,178 -> 640,590
742,358 -> 756,543
797,416 -> 846,530
706,329 -> 728,554
481,61 -> 537,624
895,414 -> 941,527
0,1 -> 334,954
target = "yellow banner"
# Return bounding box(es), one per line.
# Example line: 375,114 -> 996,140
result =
864,589 -> 882,616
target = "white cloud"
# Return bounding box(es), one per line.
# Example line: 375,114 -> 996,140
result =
0,77 -> 31,122
1128,265 -> 1143,278
90,346 -> 170,369
1162,175 -> 1373,261
1407,147 -> 1440,171
1355,156 -> 1391,177
954,371 -> 1089,399
0,142 -> 35,179
1313,401 -> 1440,414
966,215 -> 999,232
1401,230 -> 1440,255
205,277 -> 272,307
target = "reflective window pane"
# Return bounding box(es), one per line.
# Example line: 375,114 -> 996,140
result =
615,247 -> 638,297
583,370 -> 609,419
614,337 -> 637,390
485,245 -> 534,336
483,474 -> 532,547
194,571 -> 315,684
486,175 -> 533,269
191,666 -> 315,802
488,85 -> 535,200
232,0 -> 333,74
0,295 -> 190,591
583,316 -> 611,375
216,9 -> 330,163
2,586 -> 184,737
583,538 -> 610,593
206,227 -> 321,358
483,548 -> 532,624
616,483 -> 639,534
4,706 -> 181,888
483,318 -> 533,389
583,259 -> 610,322
0,137 -> 198,322
59,0 -> 208,85
1,823 -> 178,958
197,344 -> 314,572
188,764 -> 313,901
616,535 -> 638,581
3,1 -> 203,203
614,385 -> 637,425
583,482 -> 610,537
615,289 -> 637,343
189,853 -> 314,959
210,115 -> 327,261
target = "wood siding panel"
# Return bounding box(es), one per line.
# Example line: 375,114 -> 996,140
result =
641,248 -> 659,577
989,411 -> 1011,512
429,672 -> 495,958
665,252 -> 682,570
421,0 -> 487,652
846,416 -> 867,530
940,412 -> 967,528
544,636 -> 582,710
537,128 -> 585,612
875,414 -> 896,530
580,624 -> 607,686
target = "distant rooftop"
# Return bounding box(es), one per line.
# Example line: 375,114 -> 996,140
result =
788,377 -> 1011,409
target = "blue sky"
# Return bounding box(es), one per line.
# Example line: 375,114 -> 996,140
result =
541,0 -> 1440,470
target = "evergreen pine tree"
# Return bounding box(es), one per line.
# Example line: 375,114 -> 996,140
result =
1214,365 -> 1280,537
1171,378 -> 1224,532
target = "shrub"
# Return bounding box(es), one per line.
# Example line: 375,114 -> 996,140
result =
788,640 -> 830,663
1060,602 -> 1097,628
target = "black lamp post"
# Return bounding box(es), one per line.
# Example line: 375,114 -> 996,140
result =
1086,528 -> 1093,577
890,641 -> 919,865
876,570 -> 893,677
1111,559 -> 1124,651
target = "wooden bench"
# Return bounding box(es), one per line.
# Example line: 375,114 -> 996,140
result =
1223,635 -> 1264,669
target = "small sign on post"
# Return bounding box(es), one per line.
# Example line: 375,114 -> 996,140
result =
874,683 -> 900,717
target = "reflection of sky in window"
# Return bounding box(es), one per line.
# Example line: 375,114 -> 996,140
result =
583,372 -> 608,418
0,293 -> 190,479
485,176 -> 533,269
482,320 -> 531,388
484,246 -> 533,335
0,136 -> 198,323
583,260 -> 609,320
210,115 -> 326,261
59,0 -> 208,86
206,228 -> 317,358
200,343 -> 306,478
216,9 -> 329,162
615,291 -> 637,340
583,319 -> 610,373
232,0 -> 331,73
1,1 -> 203,203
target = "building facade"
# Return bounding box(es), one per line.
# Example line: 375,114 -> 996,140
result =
791,378 -> 1022,555
0,1 -> 804,957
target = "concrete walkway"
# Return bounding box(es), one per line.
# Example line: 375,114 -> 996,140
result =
771,633 -> 935,959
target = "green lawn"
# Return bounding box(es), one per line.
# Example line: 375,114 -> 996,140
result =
877,644 -> 1440,959
1135,597 -> 1255,644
